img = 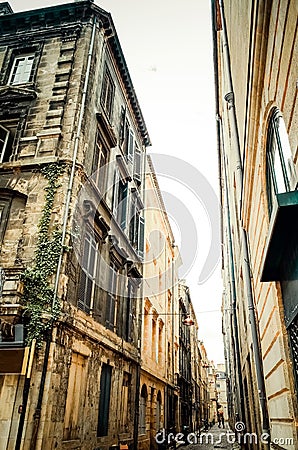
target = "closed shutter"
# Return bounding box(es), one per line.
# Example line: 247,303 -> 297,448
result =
78,234 -> 97,313
138,216 -> 145,259
97,364 -> 112,436
119,182 -> 128,230
128,130 -> 134,162
134,146 -> 142,184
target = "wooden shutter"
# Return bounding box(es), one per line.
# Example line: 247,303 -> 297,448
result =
134,146 -> 142,184
119,182 -> 128,230
138,216 -> 145,259
64,353 -> 87,439
128,130 -> 134,162
97,364 -> 112,436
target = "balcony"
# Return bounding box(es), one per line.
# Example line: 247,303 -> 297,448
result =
261,191 -> 298,282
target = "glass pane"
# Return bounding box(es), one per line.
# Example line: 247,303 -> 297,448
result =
10,54 -> 34,85
277,115 -> 297,184
271,132 -> 286,193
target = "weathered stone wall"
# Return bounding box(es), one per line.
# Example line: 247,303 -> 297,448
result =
0,3 -> 149,449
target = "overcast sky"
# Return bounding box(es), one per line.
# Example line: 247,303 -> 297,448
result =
10,0 -> 224,363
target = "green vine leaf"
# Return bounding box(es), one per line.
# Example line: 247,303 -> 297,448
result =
21,163 -> 66,347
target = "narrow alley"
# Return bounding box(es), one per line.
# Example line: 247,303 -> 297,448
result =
177,425 -> 239,450
0,1 -> 297,450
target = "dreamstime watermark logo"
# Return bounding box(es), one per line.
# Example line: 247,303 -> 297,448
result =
155,422 -> 294,446
72,153 -> 220,298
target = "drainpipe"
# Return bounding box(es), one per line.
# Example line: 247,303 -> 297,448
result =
15,340 -> 36,450
29,17 -> 97,450
216,0 -> 270,444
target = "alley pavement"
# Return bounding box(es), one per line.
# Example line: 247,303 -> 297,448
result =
177,424 -> 240,450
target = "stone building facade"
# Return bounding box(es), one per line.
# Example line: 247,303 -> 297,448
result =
189,300 -> 202,432
0,2 -> 215,449
198,341 -> 210,427
212,0 -> 298,448
138,155 -> 181,450
0,2 -> 150,449
216,363 -> 228,422
177,281 -> 193,434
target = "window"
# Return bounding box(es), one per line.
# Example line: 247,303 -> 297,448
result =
120,372 -> 132,431
128,129 -> 134,163
158,322 -> 163,363
8,54 -> 34,85
138,215 -> 145,258
134,145 -> 142,185
139,384 -> 147,435
123,280 -> 135,341
266,109 -> 297,215
118,181 -> 128,230
92,131 -> 108,195
121,119 -> 130,158
156,391 -> 162,431
129,193 -> 145,258
112,168 -> 129,231
97,363 -> 112,437
105,262 -> 118,331
0,121 -> 17,163
78,232 -> 98,314
100,65 -> 115,120
129,194 -> 138,247
0,198 -> 10,244
152,319 -> 157,361
64,352 -> 87,440
0,125 -> 9,163
121,118 -> 135,162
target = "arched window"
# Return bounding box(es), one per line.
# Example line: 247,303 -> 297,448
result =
139,384 -> 147,435
266,109 -> 296,215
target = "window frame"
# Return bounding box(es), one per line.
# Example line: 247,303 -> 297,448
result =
0,124 -> 10,163
134,144 -> 142,185
100,65 -> 115,121
8,53 -> 35,86
122,279 -> 136,342
266,109 -> 297,215
92,130 -> 109,195
129,191 -> 145,258
120,371 -> 132,431
64,352 -> 87,440
0,197 -> 10,244
97,363 -> 112,437
105,261 -> 118,331
78,232 -> 99,314
139,384 -> 147,435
